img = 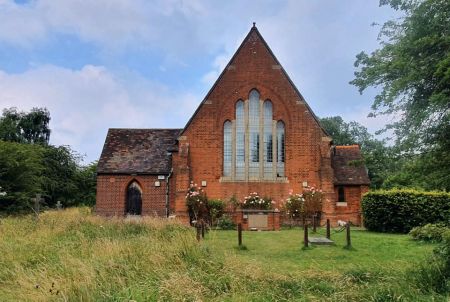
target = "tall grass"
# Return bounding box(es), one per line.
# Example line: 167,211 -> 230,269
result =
0,208 -> 447,301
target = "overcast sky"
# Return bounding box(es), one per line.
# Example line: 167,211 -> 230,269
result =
0,0 -> 399,163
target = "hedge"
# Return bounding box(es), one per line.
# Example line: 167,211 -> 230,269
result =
362,189 -> 450,233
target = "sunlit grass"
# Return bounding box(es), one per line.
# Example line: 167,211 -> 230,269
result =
0,208 -> 447,301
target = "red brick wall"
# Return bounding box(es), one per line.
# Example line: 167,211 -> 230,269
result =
173,29 -> 336,221
96,174 -> 168,217
328,185 -> 369,226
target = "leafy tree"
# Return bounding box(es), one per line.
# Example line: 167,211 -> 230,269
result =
73,161 -> 97,206
0,141 -> 44,213
41,145 -> 80,207
0,107 -> 51,144
351,0 -> 450,190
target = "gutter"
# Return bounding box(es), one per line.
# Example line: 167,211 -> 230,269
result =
165,167 -> 173,218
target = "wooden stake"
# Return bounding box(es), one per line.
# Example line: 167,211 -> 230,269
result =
346,221 -> 351,248
238,223 -> 242,246
304,223 -> 309,248
326,219 -> 331,239
196,223 -> 201,241
312,215 -> 317,233
201,220 -> 205,239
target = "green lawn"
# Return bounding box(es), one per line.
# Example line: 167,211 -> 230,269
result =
0,209 -> 447,301
205,228 -> 433,274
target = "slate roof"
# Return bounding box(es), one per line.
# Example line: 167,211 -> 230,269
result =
97,128 -> 181,174
332,145 -> 370,185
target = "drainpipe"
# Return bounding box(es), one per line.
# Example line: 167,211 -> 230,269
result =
165,167 -> 173,218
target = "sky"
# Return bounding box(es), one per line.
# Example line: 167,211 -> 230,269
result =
0,0 -> 399,163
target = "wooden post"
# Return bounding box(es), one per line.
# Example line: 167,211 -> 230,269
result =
238,223 -> 242,246
312,215 -> 317,233
303,223 -> 309,248
346,221 -> 351,248
201,220 -> 205,239
196,223 -> 201,241
326,219 -> 331,239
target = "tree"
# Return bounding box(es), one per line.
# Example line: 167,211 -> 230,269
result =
351,0 -> 450,190
41,145 -> 80,207
0,107 -> 51,144
73,161 -> 97,206
0,141 -> 44,213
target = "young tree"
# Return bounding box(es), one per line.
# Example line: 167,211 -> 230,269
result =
351,0 -> 450,190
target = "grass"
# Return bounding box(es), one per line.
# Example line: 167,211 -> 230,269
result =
205,227 -> 432,274
0,208 -> 448,301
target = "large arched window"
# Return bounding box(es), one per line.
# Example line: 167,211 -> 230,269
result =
222,89 -> 286,181
126,181 -> 142,215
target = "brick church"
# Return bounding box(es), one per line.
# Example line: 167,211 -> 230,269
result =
96,25 -> 370,227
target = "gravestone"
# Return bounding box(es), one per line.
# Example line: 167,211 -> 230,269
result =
31,194 -> 44,220
308,237 -> 334,245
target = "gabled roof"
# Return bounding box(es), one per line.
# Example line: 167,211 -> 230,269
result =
332,145 -> 370,185
180,24 -> 329,137
97,128 -> 181,175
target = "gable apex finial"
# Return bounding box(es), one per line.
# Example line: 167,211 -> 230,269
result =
252,22 -> 256,28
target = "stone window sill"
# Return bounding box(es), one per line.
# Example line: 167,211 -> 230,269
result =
336,202 -> 347,207
219,176 -> 289,183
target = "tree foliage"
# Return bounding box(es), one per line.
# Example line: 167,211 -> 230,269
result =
0,107 -> 97,213
351,0 -> 450,190
0,107 -> 51,144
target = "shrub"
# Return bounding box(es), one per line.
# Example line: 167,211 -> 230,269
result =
409,223 -> 449,242
409,230 -> 450,294
240,192 -> 273,210
185,183 -> 208,222
207,199 -> 225,226
217,215 -> 236,230
284,186 -> 324,222
362,189 -> 450,233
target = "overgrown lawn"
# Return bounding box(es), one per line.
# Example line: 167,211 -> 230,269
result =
0,208 -> 447,301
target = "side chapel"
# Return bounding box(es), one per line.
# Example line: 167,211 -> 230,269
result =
96,25 -> 370,228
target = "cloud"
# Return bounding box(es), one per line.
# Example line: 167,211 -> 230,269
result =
0,64 -> 199,162
0,0 -> 238,55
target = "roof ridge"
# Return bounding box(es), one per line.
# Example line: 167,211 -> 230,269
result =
335,144 -> 361,149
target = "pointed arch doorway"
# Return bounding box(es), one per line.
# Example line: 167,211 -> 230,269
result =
126,181 -> 142,215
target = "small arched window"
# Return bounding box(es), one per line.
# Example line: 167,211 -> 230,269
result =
223,121 -> 232,176
277,121 -> 285,177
